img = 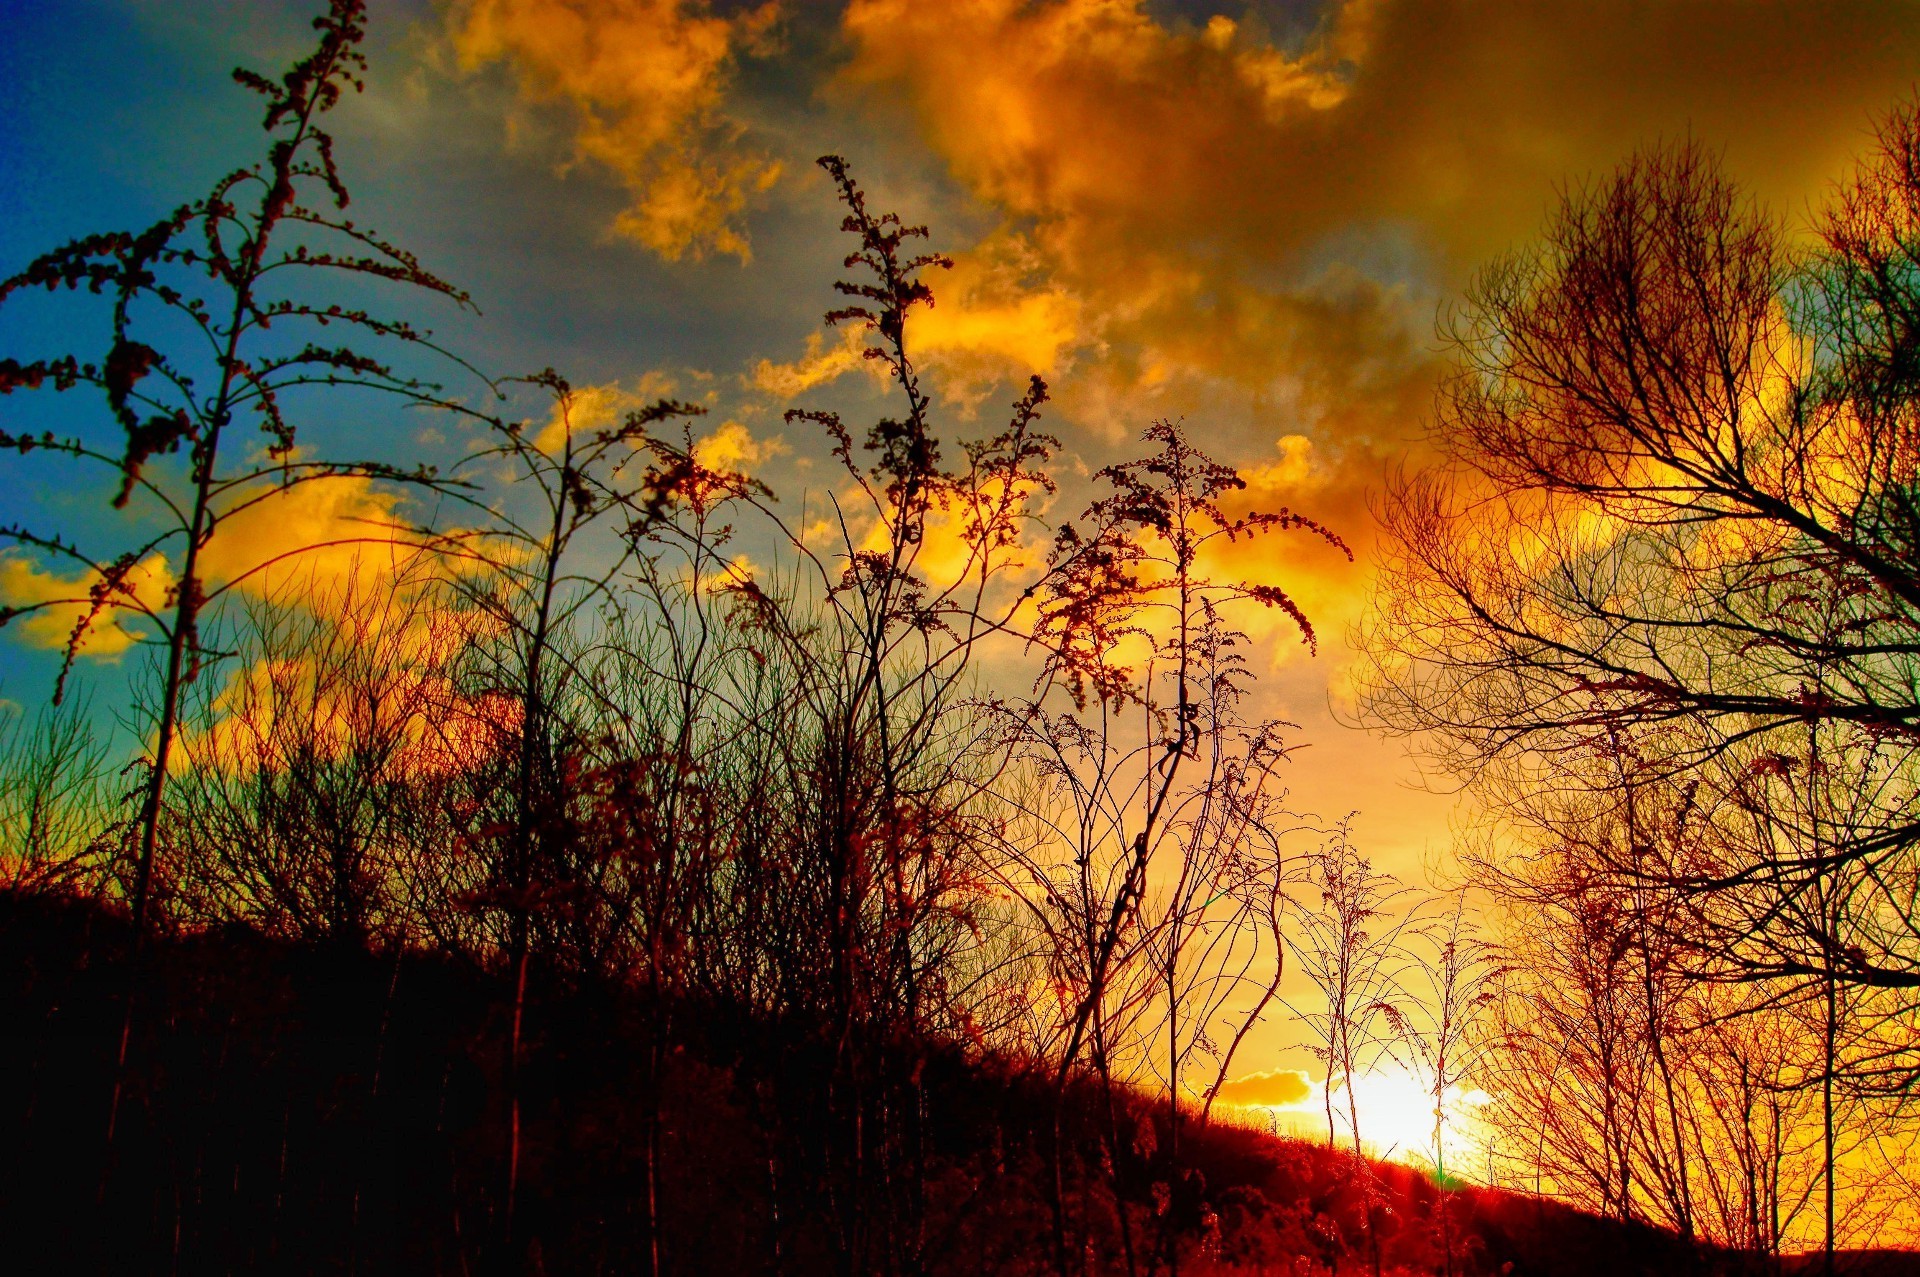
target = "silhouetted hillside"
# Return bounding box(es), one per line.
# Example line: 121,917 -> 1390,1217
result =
1,892 -> 1907,1275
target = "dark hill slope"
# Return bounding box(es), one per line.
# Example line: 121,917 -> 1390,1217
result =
1,894 -> 1911,1275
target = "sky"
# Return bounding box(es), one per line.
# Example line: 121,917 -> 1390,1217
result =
7,0 -> 1920,1156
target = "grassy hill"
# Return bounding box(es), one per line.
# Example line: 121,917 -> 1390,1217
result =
1,892 -> 1910,1276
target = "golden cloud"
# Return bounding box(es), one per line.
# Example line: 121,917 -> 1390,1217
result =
752,234 -> 1085,415
1213,1067 -> 1314,1109
836,0 -> 1920,454
887,476 -> 1051,596
693,419 -> 786,473
833,0 -> 1920,691
200,475 -> 421,607
0,550 -> 172,658
531,373 -> 683,454
1221,431 -> 1382,669
842,0 -> 1920,281
751,325 -> 873,399
906,231 -> 1088,409
177,576 -> 510,781
0,473 -> 456,671
447,0 -> 783,261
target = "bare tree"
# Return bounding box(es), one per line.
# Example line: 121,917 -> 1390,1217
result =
636,154 -> 1073,1274
0,694 -> 115,895
1380,895 -> 1498,1183
1286,822 -> 1418,1277
163,562 -> 467,948
1466,773 -> 1920,1258
1359,105 -> 1920,1262
1360,127 -> 1920,1007
1140,656 -> 1302,1277
985,420 -> 1343,1277
1377,893 -> 1499,1277
1287,823 -> 1415,1159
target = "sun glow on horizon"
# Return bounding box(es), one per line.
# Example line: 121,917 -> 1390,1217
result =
1221,1065 -> 1496,1181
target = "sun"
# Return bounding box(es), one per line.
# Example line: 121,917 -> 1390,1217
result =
1228,1064 -> 1495,1181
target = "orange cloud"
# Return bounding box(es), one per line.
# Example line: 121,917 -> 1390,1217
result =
843,0 -> 1920,280
1214,431 -> 1380,675
750,234 -> 1086,420
882,475 -> 1052,598
830,0 -> 1920,722
200,475 -> 421,606
0,473 -> 453,670
837,0 -> 1920,436
1213,1067 -> 1313,1109
531,373 -> 685,454
447,0 -> 783,261
693,419 -> 785,473
0,550 -> 172,658
906,232 -> 1087,409
751,325 -> 872,399
177,577 -> 510,781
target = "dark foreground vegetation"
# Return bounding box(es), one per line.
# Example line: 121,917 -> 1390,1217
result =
9,891 -> 1908,1277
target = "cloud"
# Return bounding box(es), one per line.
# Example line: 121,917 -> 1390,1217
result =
906,231 -> 1088,408
843,0 -> 1920,282
1213,1067 -> 1314,1109
751,326 -> 872,399
837,0 -> 1416,411
753,233 -> 1086,414
0,472 -> 455,669
178,577 -> 511,781
199,475 -> 421,606
828,0 -> 1447,647
446,0 -> 783,261
532,373 -> 683,454
693,419 -> 786,473
1213,429 -> 1381,671
0,551 -> 172,658
835,0 -> 1920,433
886,475 -> 1052,595
834,0 -> 1920,687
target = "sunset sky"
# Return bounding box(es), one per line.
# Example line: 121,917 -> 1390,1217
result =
7,0 -> 1920,1149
